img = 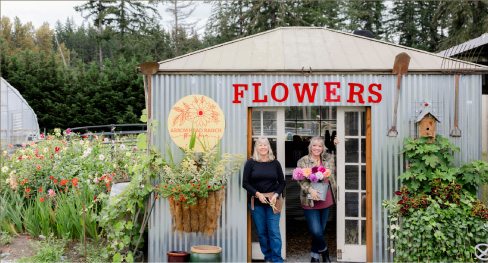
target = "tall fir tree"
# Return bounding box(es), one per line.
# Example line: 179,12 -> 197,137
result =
345,1 -> 386,39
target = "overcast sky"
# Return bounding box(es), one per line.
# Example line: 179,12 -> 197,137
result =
1,1 -> 211,34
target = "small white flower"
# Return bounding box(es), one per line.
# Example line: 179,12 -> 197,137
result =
120,144 -> 126,150
87,148 -> 92,154
390,249 -> 395,253
390,235 -> 395,239
5,179 -> 9,183
2,166 -> 8,173
86,179 -> 91,184
113,164 -> 117,168
391,217 -> 398,222
43,148 -> 49,153
99,154 -> 105,161
124,164 -> 128,169
126,152 -> 131,157
84,144 -> 89,149
79,140 -> 84,145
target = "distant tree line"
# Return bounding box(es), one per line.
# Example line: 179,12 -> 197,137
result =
1,1 -> 487,130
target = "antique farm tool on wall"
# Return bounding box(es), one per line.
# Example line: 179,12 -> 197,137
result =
138,62 -> 159,178
387,52 -> 411,136
441,44 -> 483,137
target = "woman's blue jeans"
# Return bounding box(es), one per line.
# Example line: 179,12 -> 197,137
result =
248,203 -> 283,262
302,207 -> 330,255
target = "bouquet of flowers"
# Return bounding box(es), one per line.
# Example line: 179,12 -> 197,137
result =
292,166 -> 331,183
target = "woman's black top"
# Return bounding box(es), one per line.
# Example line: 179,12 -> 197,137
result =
242,158 -> 286,206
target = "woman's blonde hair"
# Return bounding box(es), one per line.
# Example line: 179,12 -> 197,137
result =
252,137 -> 275,162
308,136 -> 328,159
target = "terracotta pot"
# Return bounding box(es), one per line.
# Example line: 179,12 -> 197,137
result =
167,251 -> 190,262
190,245 -> 222,262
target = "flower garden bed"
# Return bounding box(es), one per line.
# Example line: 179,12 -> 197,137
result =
0,130 -> 147,262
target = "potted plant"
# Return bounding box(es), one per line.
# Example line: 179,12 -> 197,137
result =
155,140 -> 244,236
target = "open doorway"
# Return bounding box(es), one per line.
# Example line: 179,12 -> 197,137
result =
248,106 -> 369,262
283,106 -> 338,262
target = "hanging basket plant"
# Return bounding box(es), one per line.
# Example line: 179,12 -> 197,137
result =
155,135 -> 244,236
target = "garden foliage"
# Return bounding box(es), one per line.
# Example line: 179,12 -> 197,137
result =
0,130 -> 147,262
384,135 -> 488,262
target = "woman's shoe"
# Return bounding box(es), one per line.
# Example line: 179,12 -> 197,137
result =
311,257 -> 320,262
322,249 -> 331,263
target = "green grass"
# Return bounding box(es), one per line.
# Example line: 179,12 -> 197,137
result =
17,234 -> 67,263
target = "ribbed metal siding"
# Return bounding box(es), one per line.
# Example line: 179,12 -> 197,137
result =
149,74 -> 482,262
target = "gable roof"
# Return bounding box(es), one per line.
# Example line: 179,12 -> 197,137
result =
158,27 -> 488,73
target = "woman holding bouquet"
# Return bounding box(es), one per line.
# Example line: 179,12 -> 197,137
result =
243,137 -> 286,263
296,136 -> 338,263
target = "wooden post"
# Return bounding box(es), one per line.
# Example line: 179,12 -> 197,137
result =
366,107 -> 373,262
247,107 -> 252,262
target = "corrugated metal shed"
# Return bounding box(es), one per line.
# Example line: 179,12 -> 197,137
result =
149,26 -> 486,263
158,27 -> 488,73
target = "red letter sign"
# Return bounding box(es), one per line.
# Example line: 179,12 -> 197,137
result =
252,83 -> 268,103
232,84 -> 248,103
347,83 -> 365,104
368,83 -> 382,103
293,83 -> 318,103
271,83 -> 289,102
324,82 -> 341,102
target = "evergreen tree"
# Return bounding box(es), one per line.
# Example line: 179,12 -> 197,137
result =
106,0 -> 159,52
436,0 -> 488,50
165,0 -> 198,55
75,0 -> 115,70
345,1 -> 386,38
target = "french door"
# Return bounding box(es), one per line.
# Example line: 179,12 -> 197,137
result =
250,107 -> 286,260
337,107 -> 367,262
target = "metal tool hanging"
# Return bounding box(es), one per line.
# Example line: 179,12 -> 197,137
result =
387,52 -> 411,137
440,43 -> 483,137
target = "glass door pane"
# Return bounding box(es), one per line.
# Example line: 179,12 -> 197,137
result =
337,107 -> 367,262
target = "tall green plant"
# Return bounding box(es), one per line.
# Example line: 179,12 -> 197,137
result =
399,135 -> 488,195
384,194 -> 488,262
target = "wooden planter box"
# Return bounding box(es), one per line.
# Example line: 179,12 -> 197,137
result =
169,189 -> 225,236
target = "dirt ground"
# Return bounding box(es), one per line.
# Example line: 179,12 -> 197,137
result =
0,234 -> 87,263
1,234 -> 36,262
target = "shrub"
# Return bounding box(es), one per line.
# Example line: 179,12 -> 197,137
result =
0,231 -> 13,245
399,135 -> 488,195
384,136 -> 488,262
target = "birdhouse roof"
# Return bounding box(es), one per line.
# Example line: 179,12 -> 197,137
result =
415,103 -> 440,123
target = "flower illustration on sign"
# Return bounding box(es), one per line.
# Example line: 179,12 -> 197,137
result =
173,96 -> 220,127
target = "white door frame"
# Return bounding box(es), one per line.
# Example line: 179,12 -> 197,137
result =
337,107 -> 367,262
250,107 -> 286,260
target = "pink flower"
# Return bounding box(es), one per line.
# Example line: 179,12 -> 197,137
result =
318,166 -> 326,173
315,172 -> 324,181
132,146 -> 138,151
324,170 -> 331,178
302,168 -> 312,178
40,133 -> 44,138
48,189 -> 56,197
309,173 -> 319,183
292,168 -> 304,180
312,166 -> 318,173
66,128 -> 71,134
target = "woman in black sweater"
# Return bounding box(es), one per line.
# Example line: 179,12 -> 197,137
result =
243,137 -> 286,263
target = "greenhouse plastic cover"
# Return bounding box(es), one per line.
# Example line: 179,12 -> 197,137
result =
1,78 -> 39,148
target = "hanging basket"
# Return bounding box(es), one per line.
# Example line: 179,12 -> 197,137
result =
169,189 -> 226,236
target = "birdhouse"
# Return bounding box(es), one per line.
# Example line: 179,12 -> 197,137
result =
415,102 -> 440,143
